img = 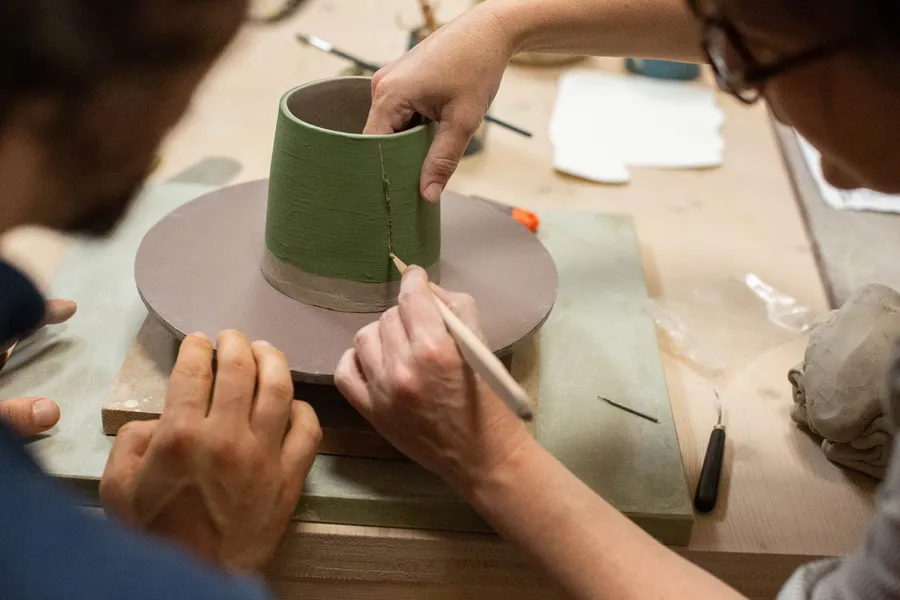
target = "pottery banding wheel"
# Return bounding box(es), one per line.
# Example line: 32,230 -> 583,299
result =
135,180 -> 558,383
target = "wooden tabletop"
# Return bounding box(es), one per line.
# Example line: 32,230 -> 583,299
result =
0,1 -> 878,598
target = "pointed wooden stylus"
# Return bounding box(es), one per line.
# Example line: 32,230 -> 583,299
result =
390,253 -> 534,421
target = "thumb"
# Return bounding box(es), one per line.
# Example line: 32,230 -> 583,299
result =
334,349 -> 375,416
429,283 -> 486,343
44,299 -> 77,325
0,397 -> 60,437
420,119 -> 472,203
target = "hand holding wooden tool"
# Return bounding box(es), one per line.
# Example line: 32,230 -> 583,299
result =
390,254 -> 534,421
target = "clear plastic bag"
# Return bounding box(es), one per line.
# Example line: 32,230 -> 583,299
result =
744,273 -> 817,334
646,273 -> 819,376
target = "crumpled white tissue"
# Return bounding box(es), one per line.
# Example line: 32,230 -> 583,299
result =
549,69 -> 725,183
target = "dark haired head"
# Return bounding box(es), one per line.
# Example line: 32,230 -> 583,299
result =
0,0 -> 247,236
712,0 -> 900,192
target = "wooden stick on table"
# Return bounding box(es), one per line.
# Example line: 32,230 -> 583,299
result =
390,253 -> 534,421
417,0 -> 439,34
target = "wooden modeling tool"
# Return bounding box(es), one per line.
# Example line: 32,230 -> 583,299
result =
295,34 -> 533,138
390,253 -> 534,421
417,0 -> 439,34
694,390 -> 726,513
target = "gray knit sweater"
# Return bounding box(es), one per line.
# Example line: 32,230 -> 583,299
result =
778,347 -> 900,599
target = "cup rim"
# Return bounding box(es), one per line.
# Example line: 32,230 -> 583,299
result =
278,76 -> 428,140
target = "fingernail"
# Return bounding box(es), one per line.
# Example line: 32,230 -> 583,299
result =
190,331 -> 209,341
59,300 -> 77,318
400,265 -> 427,290
424,183 -> 443,203
47,299 -> 77,324
252,340 -> 272,349
32,398 -> 59,427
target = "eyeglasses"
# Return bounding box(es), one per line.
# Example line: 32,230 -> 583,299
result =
685,0 -> 857,104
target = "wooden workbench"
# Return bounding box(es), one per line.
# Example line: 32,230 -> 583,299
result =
0,1 -> 878,598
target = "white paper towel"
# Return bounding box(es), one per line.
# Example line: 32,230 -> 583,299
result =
796,131 -> 900,213
549,70 -> 725,183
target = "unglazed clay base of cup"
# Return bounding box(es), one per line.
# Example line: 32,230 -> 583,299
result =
264,77 -> 440,312
135,180 -> 558,383
260,251 -> 440,313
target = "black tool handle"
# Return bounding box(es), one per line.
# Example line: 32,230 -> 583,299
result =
694,426 -> 725,513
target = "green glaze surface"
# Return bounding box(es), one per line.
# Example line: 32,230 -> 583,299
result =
266,79 -> 440,283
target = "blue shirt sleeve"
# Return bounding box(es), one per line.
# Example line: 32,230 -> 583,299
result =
0,422 -> 272,600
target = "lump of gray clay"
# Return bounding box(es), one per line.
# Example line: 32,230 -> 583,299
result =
789,283 -> 900,479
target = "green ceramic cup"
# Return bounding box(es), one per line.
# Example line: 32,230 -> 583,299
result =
263,76 -> 441,313
408,27 -> 488,156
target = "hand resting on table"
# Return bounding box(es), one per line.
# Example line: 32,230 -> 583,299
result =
0,298 -> 77,436
100,330 -> 322,573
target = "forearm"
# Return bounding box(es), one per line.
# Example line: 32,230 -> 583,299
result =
463,437 -> 745,600
479,0 -> 704,62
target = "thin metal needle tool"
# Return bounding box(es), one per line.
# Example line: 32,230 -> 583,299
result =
599,396 -> 659,424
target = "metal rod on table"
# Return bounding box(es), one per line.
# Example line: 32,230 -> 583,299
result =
694,390 -> 726,513
599,396 -> 659,424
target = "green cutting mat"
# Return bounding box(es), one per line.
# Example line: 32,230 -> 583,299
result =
0,183 -> 692,545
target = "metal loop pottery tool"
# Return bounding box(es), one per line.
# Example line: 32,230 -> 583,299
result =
694,390 -> 726,513
391,253 -> 534,421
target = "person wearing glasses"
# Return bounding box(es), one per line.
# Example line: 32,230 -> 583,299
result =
336,0 -> 900,598
0,2 -> 324,599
